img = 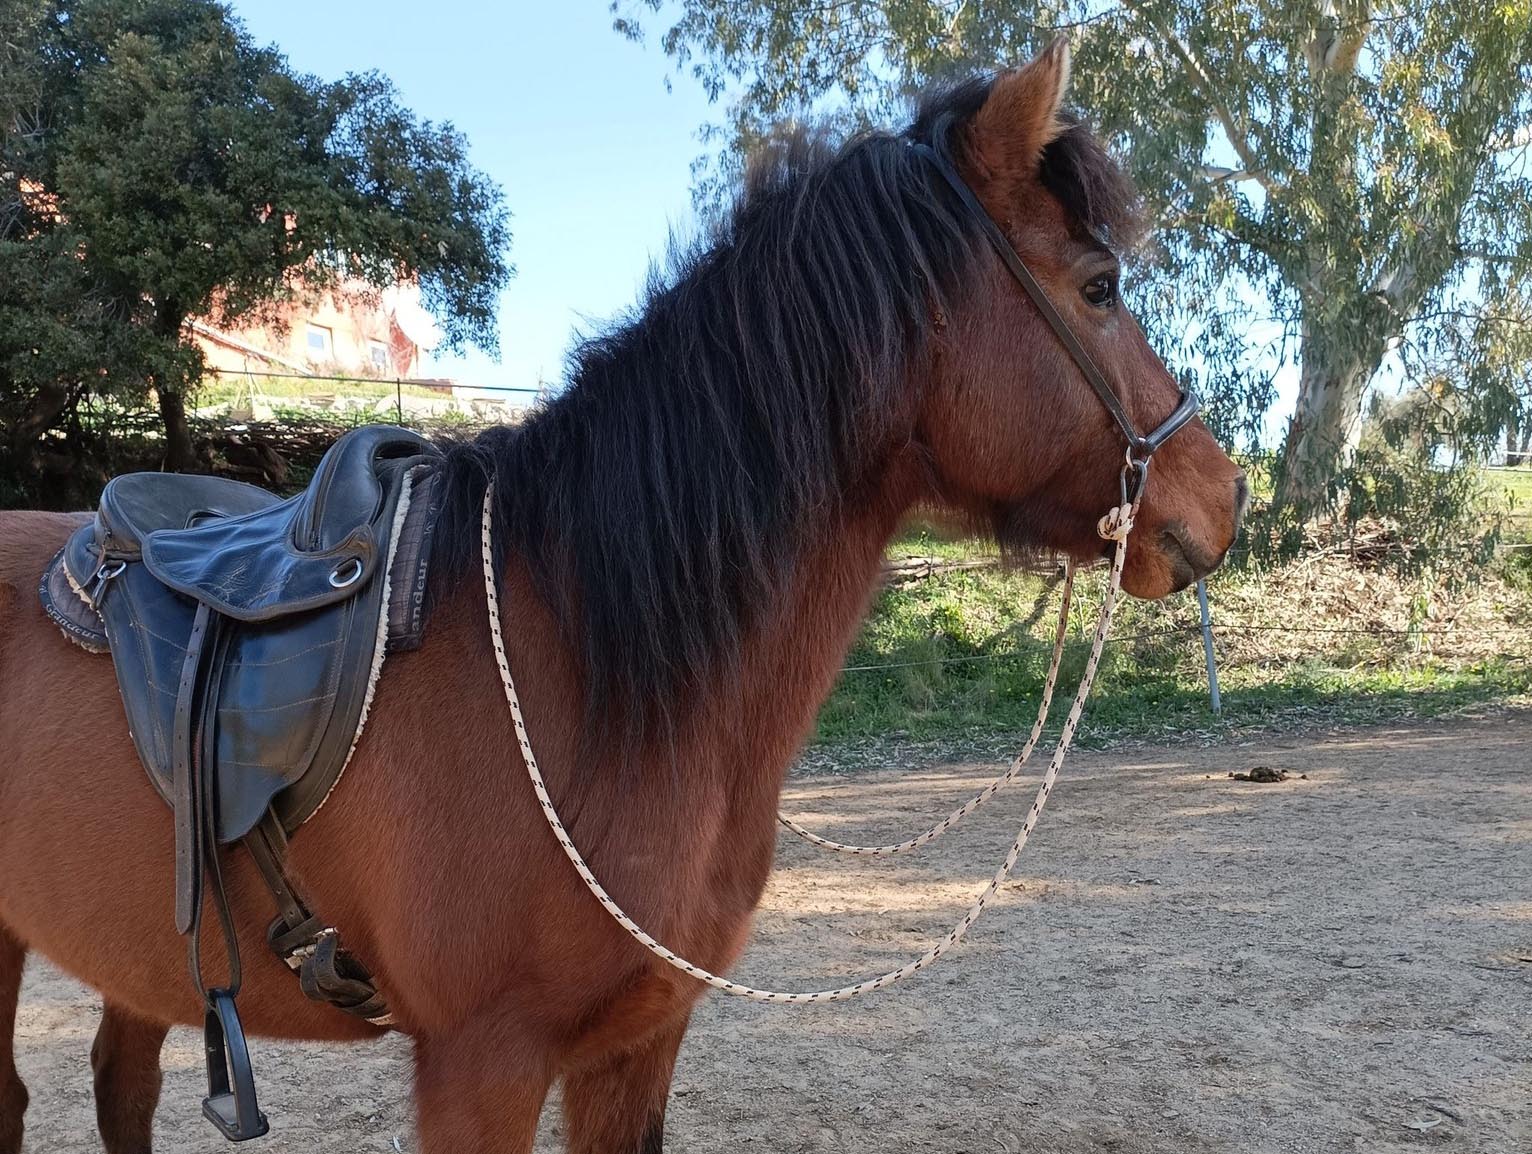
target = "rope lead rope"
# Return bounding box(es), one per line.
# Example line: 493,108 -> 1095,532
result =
482,486 -> 1134,1003
776,563 -> 1075,856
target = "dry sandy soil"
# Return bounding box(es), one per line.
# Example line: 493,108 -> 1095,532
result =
11,713 -> 1531,1153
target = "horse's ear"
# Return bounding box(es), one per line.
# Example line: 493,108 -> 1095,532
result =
971,37 -> 1071,187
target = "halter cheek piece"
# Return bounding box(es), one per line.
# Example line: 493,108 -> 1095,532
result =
910,141 -> 1200,509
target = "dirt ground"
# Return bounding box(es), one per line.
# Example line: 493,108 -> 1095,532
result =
12,713 -> 1531,1153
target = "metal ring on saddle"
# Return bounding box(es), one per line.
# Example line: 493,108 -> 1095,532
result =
87,558 -> 128,610
328,558 -> 364,589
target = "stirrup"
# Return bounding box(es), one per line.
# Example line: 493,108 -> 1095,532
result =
201,989 -> 269,1142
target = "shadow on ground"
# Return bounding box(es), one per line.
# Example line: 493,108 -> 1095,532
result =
12,713 -> 1532,1153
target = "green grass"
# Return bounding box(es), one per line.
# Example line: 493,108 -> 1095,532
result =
1489,466 -> 1532,539
1491,465 -> 1532,501
195,374 -> 447,411
811,545 -> 1532,753
882,516 -> 992,561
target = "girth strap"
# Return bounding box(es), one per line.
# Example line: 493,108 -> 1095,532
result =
246,811 -> 396,1029
245,813 -> 312,935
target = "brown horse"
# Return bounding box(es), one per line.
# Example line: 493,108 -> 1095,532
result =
0,42 -> 1245,1154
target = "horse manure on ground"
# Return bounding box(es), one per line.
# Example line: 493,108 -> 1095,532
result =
1227,766 -> 1307,783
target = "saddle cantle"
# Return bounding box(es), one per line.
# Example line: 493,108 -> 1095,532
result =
39,423 -> 443,1142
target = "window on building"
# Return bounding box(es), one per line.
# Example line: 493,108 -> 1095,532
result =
305,324 -> 333,360
369,341 -> 390,372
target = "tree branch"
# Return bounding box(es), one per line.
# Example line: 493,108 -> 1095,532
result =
1119,0 -> 1282,197
1199,165 -> 1261,185
1304,1 -> 1371,80
1156,203 -> 1296,280
1454,247 -> 1530,264
1490,124 -> 1532,153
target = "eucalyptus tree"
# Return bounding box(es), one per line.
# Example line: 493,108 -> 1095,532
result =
615,0 -> 1532,514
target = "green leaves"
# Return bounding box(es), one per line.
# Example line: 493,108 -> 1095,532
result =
616,0 -> 1532,521
1,0 -> 511,489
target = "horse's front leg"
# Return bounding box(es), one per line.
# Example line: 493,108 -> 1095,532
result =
412,1022 -> 555,1154
91,1002 -> 169,1154
560,1011 -> 692,1154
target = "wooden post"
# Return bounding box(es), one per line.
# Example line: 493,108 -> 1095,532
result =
1196,579 -> 1221,714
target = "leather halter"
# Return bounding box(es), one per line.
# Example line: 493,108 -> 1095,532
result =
911,141 -> 1200,506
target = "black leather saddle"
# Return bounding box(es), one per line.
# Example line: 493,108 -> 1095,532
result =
40,424 -> 442,1142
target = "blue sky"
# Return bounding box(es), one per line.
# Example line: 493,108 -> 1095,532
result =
229,2 -> 1313,441
232,1 -> 715,396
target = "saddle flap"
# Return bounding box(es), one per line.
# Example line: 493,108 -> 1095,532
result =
142,504 -> 379,623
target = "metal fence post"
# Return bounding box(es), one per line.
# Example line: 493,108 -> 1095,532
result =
395,377 -> 403,425
1196,578 -> 1222,714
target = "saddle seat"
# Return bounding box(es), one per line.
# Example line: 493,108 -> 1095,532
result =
94,472 -> 281,556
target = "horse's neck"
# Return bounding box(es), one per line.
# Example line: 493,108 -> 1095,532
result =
341,447 -> 927,956
701,448 -> 928,807
457,446 -> 925,859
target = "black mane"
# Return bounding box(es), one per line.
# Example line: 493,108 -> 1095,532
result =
431,78 -> 1138,741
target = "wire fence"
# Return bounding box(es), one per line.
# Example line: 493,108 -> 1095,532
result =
204,366 -> 542,395
839,558 -> 1532,726
840,623 -> 1532,675
197,366 -> 1532,715
201,365 -> 543,401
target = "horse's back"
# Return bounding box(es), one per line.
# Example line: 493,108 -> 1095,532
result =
0,506 -> 126,803
0,508 -> 89,593
0,508 -> 90,692
0,508 -> 90,677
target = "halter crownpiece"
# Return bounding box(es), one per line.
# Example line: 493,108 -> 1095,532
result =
909,139 -> 1200,507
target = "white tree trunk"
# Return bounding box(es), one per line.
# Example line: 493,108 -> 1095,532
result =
1276,347 -> 1373,512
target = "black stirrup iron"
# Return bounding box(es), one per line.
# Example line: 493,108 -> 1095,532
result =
201,989 -> 269,1141
912,139 -> 1200,501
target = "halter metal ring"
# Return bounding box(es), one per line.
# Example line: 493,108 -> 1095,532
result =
328,558 -> 364,589
1119,453 -> 1151,510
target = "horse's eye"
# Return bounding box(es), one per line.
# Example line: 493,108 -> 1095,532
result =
1082,274 -> 1118,309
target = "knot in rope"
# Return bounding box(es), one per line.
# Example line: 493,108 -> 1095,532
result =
1097,503 -> 1136,542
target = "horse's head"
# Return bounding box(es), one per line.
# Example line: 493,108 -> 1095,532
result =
914,40 -> 1247,597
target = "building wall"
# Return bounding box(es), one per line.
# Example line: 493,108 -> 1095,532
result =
18,178 -> 431,383
193,286 -> 422,379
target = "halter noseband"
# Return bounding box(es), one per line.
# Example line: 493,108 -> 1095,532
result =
911,141 -> 1200,507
